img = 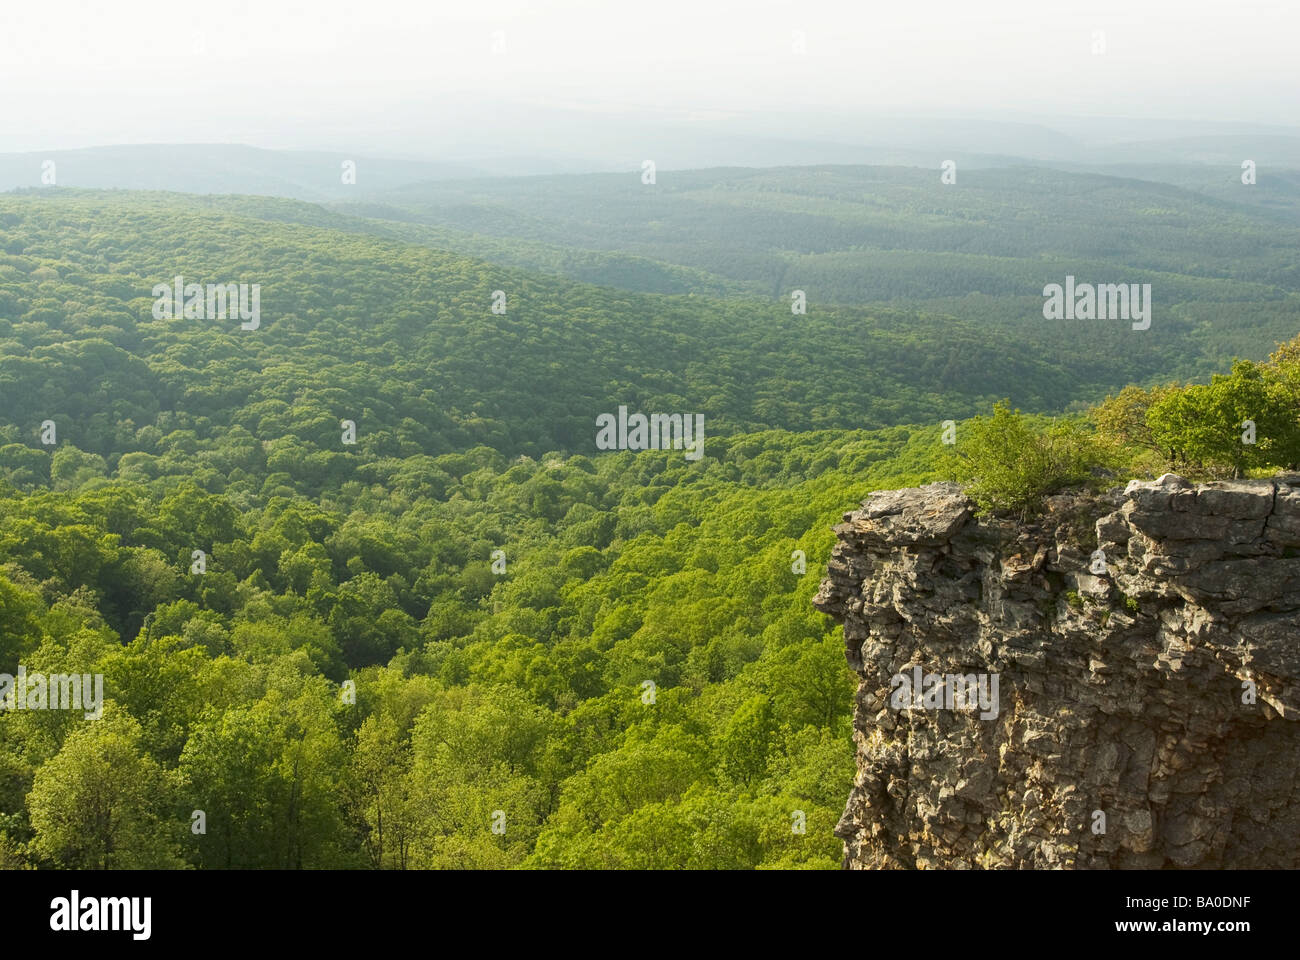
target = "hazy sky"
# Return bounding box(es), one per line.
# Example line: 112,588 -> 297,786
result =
1,0 -> 1297,153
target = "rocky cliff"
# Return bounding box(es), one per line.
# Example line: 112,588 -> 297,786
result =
813,474 -> 1300,869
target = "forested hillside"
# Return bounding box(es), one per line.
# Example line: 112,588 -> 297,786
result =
0,413 -> 945,867
336,165 -> 1300,378
0,181 -> 1293,870
0,187 -> 949,869
339,164 -> 1300,297
1,186 -> 1293,493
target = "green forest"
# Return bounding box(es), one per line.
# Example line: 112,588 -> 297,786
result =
339,165 -> 1300,382
1,172 -> 1296,869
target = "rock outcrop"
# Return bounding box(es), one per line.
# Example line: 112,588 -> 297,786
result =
813,474 -> 1300,868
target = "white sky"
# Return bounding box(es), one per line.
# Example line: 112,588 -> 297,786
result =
1,0 -> 1296,153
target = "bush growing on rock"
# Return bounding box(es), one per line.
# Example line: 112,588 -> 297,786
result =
1097,347 -> 1300,480
949,401 -> 1100,515
1146,360 -> 1300,479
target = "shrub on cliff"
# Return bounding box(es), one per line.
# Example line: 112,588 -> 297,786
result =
1093,382 -> 1179,461
949,401 -> 1100,515
1096,350 -> 1300,479
1145,360 -> 1300,478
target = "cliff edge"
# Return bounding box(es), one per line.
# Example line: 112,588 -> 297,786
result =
813,474 -> 1300,868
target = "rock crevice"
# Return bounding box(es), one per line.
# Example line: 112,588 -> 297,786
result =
813,474 -> 1300,868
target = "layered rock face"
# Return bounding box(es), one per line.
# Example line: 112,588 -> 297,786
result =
813,475 -> 1300,869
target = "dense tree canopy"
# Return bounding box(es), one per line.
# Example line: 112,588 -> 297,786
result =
1,181 -> 1295,870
